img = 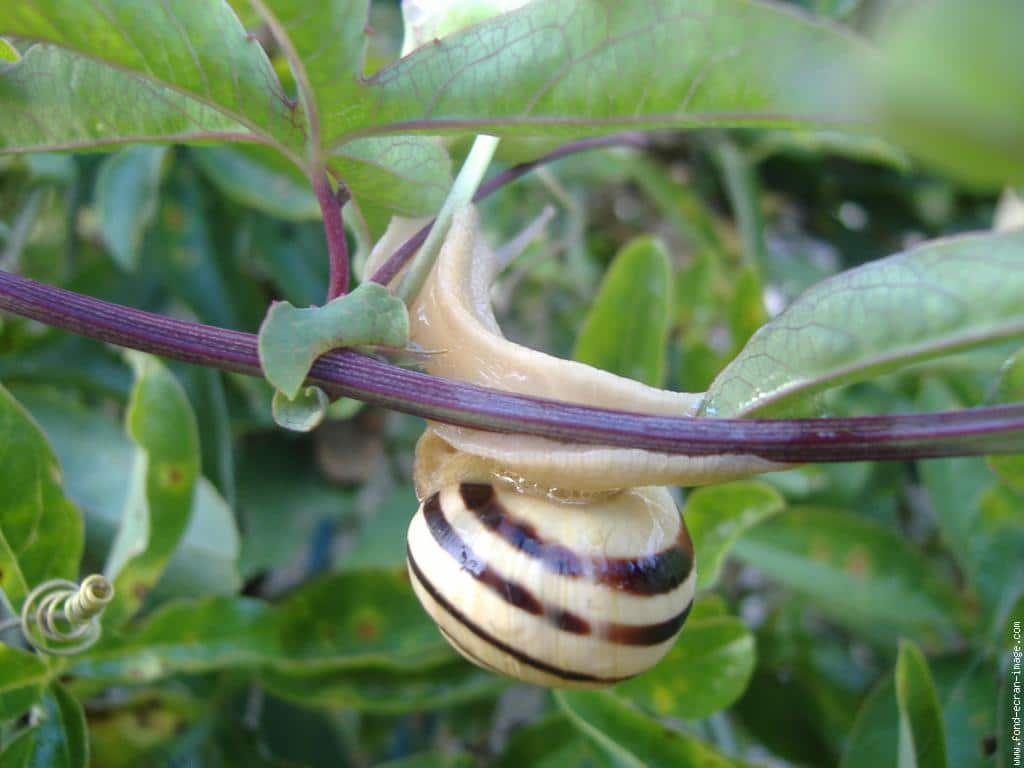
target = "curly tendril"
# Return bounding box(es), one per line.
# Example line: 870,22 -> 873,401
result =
0,575 -> 114,656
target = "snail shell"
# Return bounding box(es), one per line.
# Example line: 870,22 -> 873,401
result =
366,206 -> 781,687
406,481 -> 695,688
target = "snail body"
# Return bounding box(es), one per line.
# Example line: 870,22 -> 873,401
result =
365,206 -> 781,688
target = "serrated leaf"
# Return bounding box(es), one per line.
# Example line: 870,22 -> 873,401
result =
556,690 -> 740,767
988,346 -> 1024,494
102,353 -> 199,627
191,145 -> 320,220
330,136 -> 453,217
614,615 -> 756,718
333,0 -> 867,145
873,0 -> 1024,188
258,282 -> 409,399
684,481 -> 785,590
271,386 -> 328,432
0,383 -> 81,609
94,146 -> 168,271
704,230 -> 1024,417
0,45 -> 249,153
895,641 -> 948,768
0,644 -> 50,721
732,507 -> 964,643
1,1 -> 300,151
23,682 -> 88,768
573,236 -> 673,387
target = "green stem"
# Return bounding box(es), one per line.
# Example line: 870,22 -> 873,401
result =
396,134 -> 500,304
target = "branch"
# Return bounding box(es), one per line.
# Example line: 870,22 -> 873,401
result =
2,269 -> 1023,464
313,173 -> 349,300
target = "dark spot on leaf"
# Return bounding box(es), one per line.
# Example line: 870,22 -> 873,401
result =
356,619 -> 378,641
134,583 -> 149,601
981,735 -> 996,756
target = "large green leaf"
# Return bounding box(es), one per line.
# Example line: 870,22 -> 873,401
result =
22,682 -> 88,768
0,45 -> 249,153
103,353 -> 200,627
572,236 -> 673,387
556,690 -> 740,767
703,230 -> 1024,416
732,507 -> 964,643
683,481 -> 785,590
872,0 -> 1024,188
0,644 -> 50,721
334,0 -> 867,145
614,615 -> 756,719
895,641 -> 948,768
1,1 -> 299,151
0,383 -> 81,609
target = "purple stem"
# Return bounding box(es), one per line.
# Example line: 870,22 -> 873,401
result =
2,268 -> 1023,463
369,133 -> 650,285
313,173 -> 348,300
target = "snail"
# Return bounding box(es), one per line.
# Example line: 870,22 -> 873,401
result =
368,206 -> 782,688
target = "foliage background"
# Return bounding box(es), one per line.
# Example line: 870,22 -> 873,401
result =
0,0 -> 1022,766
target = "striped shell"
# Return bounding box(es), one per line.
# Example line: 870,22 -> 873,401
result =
406,482 -> 696,688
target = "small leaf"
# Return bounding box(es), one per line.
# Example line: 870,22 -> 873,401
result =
732,507 -> 964,642
0,383 -> 82,609
94,146 -> 168,270
556,690 -> 740,767
191,145 -> 320,221
24,682 -> 88,768
102,352 -> 200,627
330,136 -> 453,217
0,644 -> 50,721
614,615 -> 756,719
684,481 -> 785,590
271,386 -> 329,432
573,236 -> 673,387
0,38 -> 20,64
704,230 -> 1024,417
895,640 -> 948,768
258,282 -> 409,399
0,46 -> 249,153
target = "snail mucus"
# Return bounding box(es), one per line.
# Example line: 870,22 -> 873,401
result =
371,207 -> 781,689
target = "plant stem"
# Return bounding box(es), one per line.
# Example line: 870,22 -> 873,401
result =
313,173 -> 349,300
397,135 -> 500,304
369,133 -> 651,286
2,269 -> 1023,463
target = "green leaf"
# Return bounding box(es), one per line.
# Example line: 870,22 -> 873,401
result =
1,1 -> 300,152
94,146 -> 168,271
271,386 -> 329,432
572,236 -> 673,387
704,230 -> 1024,417
103,352 -> 200,627
732,507 -> 964,643
556,690 -> 740,767
330,136 -> 453,217
873,0 -> 1024,188
987,346 -> 1024,495
493,714 -> 591,768
614,615 -> 756,719
0,38 -> 19,64
23,682 -> 88,768
971,485 -> 1024,640
375,752 -> 474,768
895,641 -> 948,768
191,146 -> 320,220
683,481 -> 785,590
0,45 -> 249,153
340,486 -> 416,572
332,0 -> 868,145
0,383 -> 82,609
258,282 -> 409,399
0,644 -> 50,721
71,569 -> 451,683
